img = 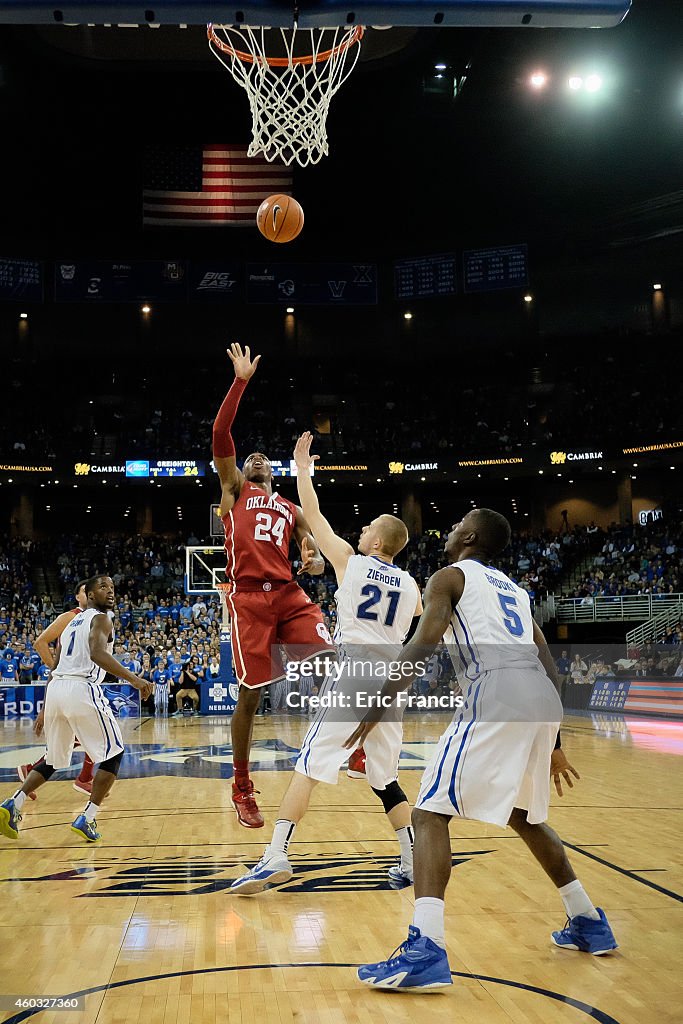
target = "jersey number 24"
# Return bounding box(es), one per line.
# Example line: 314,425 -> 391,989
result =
254,512 -> 286,547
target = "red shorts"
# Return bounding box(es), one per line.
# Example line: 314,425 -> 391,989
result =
225,581 -> 334,688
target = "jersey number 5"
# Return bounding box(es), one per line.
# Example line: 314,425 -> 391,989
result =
254,512 -> 286,547
357,584 -> 401,627
497,593 -> 524,637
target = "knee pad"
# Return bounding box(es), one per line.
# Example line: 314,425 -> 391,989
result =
99,751 -> 123,776
33,762 -> 56,781
371,780 -> 407,814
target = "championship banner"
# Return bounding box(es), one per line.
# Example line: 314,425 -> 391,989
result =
0,257 -> 43,301
394,254 -> 457,299
463,244 -> 528,293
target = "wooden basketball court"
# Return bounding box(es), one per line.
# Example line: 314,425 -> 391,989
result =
0,711 -> 680,1024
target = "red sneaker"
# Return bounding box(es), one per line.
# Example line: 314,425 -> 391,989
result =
347,747 -> 367,779
73,779 -> 92,796
232,780 -> 264,828
17,765 -> 37,800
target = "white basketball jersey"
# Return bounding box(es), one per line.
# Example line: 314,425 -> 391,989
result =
55,607 -> 114,685
446,559 -> 539,681
334,554 -> 418,651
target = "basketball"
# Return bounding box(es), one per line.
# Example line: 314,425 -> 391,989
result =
256,193 -> 304,243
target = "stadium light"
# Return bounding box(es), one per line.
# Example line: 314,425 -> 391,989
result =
19,312 -> 28,319
529,71 -> 548,90
584,73 -> 603,92
524,294 -> 533,303
434,63 -> 447,70
653,283 -> 662,290
141,304 -> 151,314
286,306 -> 295,313
404,311 -> 413,320
567,76 -> 583,91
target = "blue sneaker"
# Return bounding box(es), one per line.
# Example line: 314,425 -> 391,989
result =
0,798 -> 21,840
552,908 -> 618,956
230,849 -> 293,895
358,926 -> 453,990
71,814 -> 102,842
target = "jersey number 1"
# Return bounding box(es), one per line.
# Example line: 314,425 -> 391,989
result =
254,512 -> 286,547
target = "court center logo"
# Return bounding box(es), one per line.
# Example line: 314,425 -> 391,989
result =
10,852 -> 489,898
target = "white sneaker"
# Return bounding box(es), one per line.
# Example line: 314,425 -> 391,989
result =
230,850 -> 293,895
387,861 -> 414,886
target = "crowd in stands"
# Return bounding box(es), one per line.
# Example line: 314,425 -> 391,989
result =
5,347 -> 682,464
0,518 -> 680,718
563,522 -> 682,601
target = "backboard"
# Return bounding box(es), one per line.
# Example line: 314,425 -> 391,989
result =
0,0 -> 631,28
185,545 -> 227,594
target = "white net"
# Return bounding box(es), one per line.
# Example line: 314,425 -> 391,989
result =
207,24 -> 364,167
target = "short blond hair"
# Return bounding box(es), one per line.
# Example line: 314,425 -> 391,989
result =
376,514 -> 409,557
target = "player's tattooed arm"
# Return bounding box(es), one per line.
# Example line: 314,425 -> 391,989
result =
212,343 -> 261,512
293,432 -> 354,580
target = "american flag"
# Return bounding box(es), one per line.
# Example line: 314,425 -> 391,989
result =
143,145 -> 292,226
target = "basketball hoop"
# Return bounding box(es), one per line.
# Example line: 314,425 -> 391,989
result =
207,23 -> 364,167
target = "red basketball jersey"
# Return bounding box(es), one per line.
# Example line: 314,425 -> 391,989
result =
223,482 -> 298,584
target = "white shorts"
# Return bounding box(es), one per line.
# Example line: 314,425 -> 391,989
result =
295,669 -> 403,791
44,677 -> 124,770
416,670 -> 562,827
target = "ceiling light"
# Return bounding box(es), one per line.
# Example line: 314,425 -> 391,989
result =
529,71 -> 547,89
584,73 -> 603,92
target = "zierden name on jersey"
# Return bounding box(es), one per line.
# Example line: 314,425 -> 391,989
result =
245,494 -> 294,524
366,568 -> 402,588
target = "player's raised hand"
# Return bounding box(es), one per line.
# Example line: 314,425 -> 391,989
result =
550,748 -> 580,797
293,431 -> 320,472
297,536 -> 319,575
227,342 -> 261,381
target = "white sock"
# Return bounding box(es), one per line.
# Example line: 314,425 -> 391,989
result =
413,897 -> 446,948
559,880 -> 600,920
84,801 -> 100,823
396,825 -> 414,873
12,790 -> 27,811
269,819 -> 296,856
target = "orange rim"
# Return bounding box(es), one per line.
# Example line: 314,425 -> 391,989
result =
207,23 -> 364,67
